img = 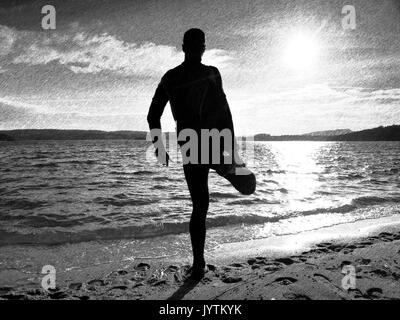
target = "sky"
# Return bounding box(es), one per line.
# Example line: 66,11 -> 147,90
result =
0,0 -> 399,135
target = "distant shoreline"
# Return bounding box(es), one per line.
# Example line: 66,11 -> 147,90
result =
0,125 -> 399,141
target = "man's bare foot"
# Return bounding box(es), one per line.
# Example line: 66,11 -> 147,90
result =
186,265 -> 208,281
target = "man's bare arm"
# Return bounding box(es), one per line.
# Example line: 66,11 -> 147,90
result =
147,79 -> 170,165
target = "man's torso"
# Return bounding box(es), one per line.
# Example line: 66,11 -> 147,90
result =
161,63 -> 222,133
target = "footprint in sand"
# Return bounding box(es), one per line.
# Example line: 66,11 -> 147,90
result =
166,265 -> 179,272
347,288 -> 364,299
315,242 -> 345,253
365,287 -> 383,299
0,293 -> 27,300
87,279 -> 107,291
26,289 -> 44,297
48,290 -> 69,299
273,277 -> 298,285
264,262 -> 284,272
109,285 -> 129,291
378,232 -> 392,238
134,263 -> 151,271
357,258 -> 371,265
148,278 -> 168,286
378,232 -> 396,242
69,282 -> 82,290
313,248 -> 331,253
328,244 -> 346,252
117,270 -> 129,275
88,279 -> 106,286
283,292 -> 311,300
221,276 -> 243,284
356,241 -> 373,248
248,258 -> 279,270
340,261 -> 352,269
201,277 -> 212,284
369,269 -> 389,277
274,258 -> 295,265
0,286 -> 13,295
229,263 -> 246,268
207,264 -> 217,272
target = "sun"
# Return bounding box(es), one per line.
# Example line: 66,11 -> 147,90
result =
283,32 -> 321,71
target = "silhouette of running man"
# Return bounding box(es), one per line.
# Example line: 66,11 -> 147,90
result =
147,28 -> 254,280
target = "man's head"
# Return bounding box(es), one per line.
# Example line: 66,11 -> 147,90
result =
182,28 -> 205,58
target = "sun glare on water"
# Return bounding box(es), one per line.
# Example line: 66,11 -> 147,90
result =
283,31 -> 321,71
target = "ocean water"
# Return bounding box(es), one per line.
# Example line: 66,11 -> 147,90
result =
1,140 -> 400,285
1,140 -> 400,247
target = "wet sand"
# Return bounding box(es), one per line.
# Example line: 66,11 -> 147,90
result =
1,227 -> 400,300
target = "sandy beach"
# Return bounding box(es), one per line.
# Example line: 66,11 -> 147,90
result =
1,221 -> 400,301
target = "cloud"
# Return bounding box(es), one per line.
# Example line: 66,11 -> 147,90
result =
230,84 -> 400,134
12,31 -> 234,76
272,85 -> 400,105
0,97 -> 51,129
2,81 -> 400,134
232,85 -> 400,113
0,25 -> 16,56
0,97 -> 149,130
343,88 -> 400,105
0,101 -> 31,123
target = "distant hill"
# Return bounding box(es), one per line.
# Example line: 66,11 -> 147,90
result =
0,133 -> 14,141
255,125 -> 400,141
1,125 -> 399,141
0,129 -> 147,141
303,129 -> 352,137
333,125 -> 400,141
254,134 -> 329,141
253,133 -> 271,141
